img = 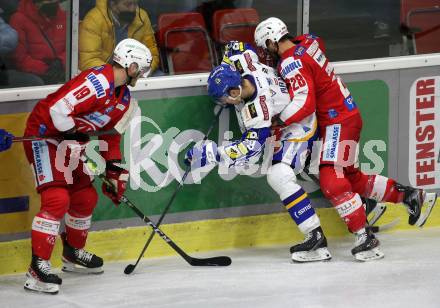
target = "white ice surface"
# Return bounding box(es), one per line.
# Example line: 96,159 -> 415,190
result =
1,228 -> 440,308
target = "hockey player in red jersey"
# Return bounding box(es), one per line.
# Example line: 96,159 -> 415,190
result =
22,38 -> 152,294
254,17 -> 437,261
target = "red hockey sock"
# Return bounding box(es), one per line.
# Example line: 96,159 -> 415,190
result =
364,175 -> 404,203
332,192 -> 366,233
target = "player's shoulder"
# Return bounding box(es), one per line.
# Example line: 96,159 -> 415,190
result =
293,34 -> 326,57
72,64 -> 113,99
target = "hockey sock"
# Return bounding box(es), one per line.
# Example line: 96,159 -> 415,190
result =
364,175 -> 404,203
31,187 -> 70,260
31,212 -> 60,260
65,213 -> 92,248
333,192 -> 366,233
65,185 -> 98,248
282,188 -> 320,234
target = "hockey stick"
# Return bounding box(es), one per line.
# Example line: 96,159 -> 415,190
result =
12,129 -> 118,142
98,173 -> 232,267
124,105 -> 226,274
367,218 -> 401,233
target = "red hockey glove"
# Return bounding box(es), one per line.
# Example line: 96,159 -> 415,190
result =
102,161 -> 129,206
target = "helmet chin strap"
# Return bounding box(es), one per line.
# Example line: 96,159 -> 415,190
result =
125,67 -> 135,85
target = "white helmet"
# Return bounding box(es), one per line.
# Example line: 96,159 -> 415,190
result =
113,38 -> 153,77
254,17 -> 289,49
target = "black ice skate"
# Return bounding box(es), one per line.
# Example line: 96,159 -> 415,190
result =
351,228 -> 384,261
396,184 -> 437,227
24,255 -> 62,294
61,232 -> 104,274
290,226 -> 332,262
363,197 -> 387,226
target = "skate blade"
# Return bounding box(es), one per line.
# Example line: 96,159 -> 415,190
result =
354,247 -> 385,262
24,273 -> 59,295
368,203 -> 386,226
291,247 -> 332,263
416,193 -> 437,227
62,259 -> 104,275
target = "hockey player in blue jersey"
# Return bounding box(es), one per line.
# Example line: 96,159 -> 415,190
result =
185,56 -> 332,262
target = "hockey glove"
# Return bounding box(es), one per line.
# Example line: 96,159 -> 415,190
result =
102,161 -> 129,205
0,129 -> 13,152
62,128 -> 90,142
184,141 -> 220,168
61,128 -> 90,159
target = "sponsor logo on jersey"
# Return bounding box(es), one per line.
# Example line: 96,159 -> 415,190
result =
244,52 -> 256,71
328,109 -> 339,119
270,89 -> 277,97
248,103 -> 258,119
306,40 -> 319,56
38,124 -> 47,136
280,59 -> 303,78
323,124 -> 341,162
313,49 -> 326,68
62,98 -> 74,112
294,45 -> 306,56
32,141 -> 53,185
344,95 -> 357,111
278,80 -> 288,94
86,73 -> 105,98
266,78 -> 273,86
325,62 -> 334,77
93,65 -> 105,72
84,112 -> 111,128
259,96 -> 269,121
116,103 -> 126,111
105,106 -> 115,114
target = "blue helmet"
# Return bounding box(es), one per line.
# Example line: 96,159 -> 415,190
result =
207,64 -> 242,100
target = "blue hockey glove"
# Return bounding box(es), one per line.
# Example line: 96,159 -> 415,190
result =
0,129 -> 14,152
184,141 -> 220,168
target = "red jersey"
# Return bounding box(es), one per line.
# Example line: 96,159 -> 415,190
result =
277,34 -> 359,128
25,64 -> 135,161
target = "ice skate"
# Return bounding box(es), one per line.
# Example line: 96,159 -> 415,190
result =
351,228 -> 384,261
290,227 -> 332,262
396,184 -> 437,227
61,233 -> 104,274
24,255 -> 62,295
363,197 -> 387,226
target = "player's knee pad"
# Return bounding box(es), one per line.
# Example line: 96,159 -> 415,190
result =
69,185 -> 98,217
319,165 -> 352,202
40,187 -> 70,220
267,163 -> 298,200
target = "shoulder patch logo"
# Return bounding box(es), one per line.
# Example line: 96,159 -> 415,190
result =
86,73 -> 105,98
294,46 -> 306,56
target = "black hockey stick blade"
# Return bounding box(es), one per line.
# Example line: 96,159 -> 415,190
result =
188,256 -> 232,266
367,218 -> 400,233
